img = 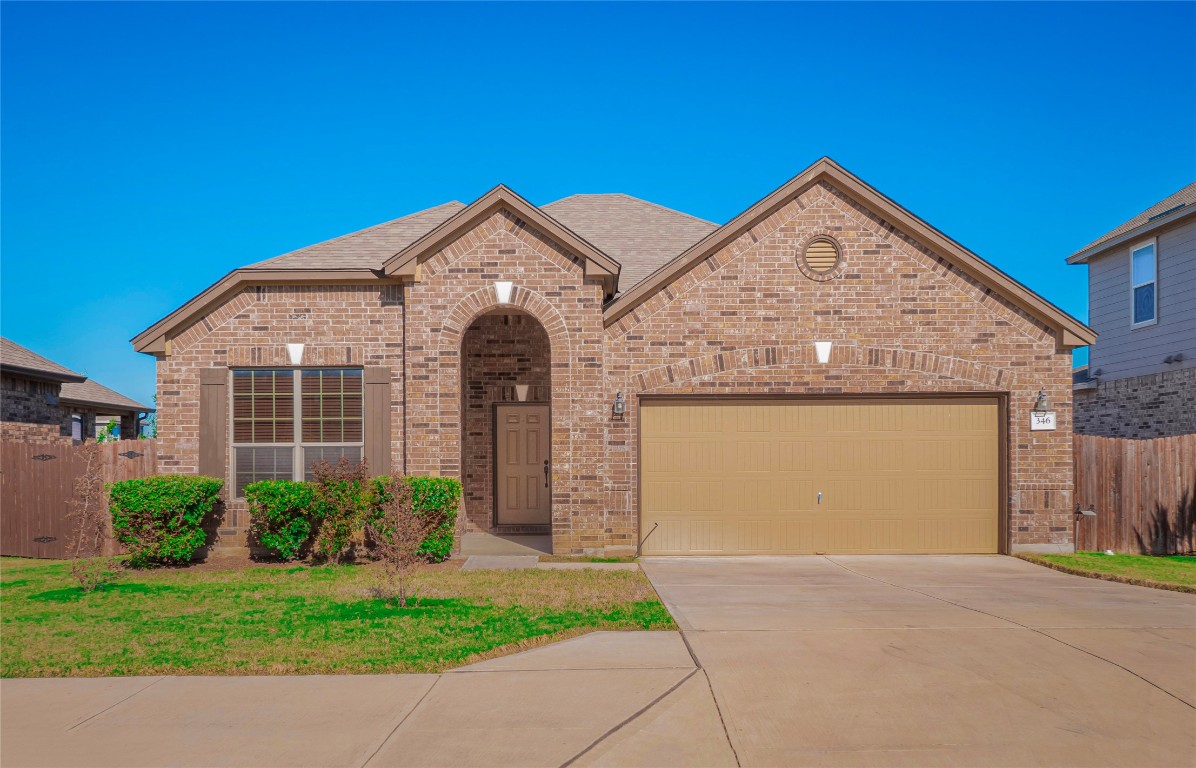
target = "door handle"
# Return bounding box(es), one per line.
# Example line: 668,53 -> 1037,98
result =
818,491 -> 823,505
544,459 -> 550,488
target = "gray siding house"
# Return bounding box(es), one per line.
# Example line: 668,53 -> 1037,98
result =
1069,182 -> 1196,437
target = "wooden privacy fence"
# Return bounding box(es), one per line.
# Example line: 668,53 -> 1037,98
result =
1,439 -> 158,559
1074,433 -> 1196,555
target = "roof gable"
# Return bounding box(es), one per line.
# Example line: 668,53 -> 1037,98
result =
381,185 -> 621,294
604,158 -> 1095,347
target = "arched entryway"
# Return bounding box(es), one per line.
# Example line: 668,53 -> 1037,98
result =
459,309 -> 552,533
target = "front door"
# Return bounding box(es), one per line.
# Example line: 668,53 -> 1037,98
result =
495,404 -> 551,526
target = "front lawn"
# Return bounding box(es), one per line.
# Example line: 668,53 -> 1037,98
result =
1020,551 -> 1196,592
0,557 -> 673,678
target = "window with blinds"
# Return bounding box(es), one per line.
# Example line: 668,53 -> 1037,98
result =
231,368 -> 364,495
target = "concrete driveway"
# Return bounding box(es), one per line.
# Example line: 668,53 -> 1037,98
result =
640,555 -> 1196,767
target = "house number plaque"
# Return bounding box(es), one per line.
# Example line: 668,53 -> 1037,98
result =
1030,411 -> 1057,431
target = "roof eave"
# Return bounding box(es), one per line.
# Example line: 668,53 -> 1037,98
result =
58,396 -> 155,413
131,268 -> 397,355
1066,206 -> 1196,265
0,364 -> 87,384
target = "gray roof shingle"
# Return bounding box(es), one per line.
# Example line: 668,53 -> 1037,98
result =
248,201 -> 466,270
59,379 -> 153,413
543,194 -> 718,292
0,337 -> 85,382
239,194 -> 718,294
1071,181 -> 1196,259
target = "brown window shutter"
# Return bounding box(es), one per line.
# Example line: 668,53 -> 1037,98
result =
364,367 -> 392,476
199,368 -> 228,479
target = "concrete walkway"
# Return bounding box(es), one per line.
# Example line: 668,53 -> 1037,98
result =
6,556 -> 1194,767
640,555 -> 1196,767
1,631 -> 734,768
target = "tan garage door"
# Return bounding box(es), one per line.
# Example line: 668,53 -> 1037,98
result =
640,398 -> 1000,555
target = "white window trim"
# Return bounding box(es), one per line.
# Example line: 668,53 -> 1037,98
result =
228,367 -> 365,498
1130,237 -> 1158,329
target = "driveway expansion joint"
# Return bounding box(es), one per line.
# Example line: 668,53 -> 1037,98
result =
823,555 -> 1196,711
66,675 -> 167,732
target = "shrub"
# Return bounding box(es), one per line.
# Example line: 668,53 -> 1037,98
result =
246,480 -> 317,560
365,477 -> 428,606
370,476 -> 461,563
310,458 -> 372,564
109,475 -> 223,567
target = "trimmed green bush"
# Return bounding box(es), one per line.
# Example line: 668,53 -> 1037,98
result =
245,480 -> 316,560
109,475 -> 223,567
371,476 -> 461,563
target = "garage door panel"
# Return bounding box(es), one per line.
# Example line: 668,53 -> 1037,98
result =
641,399 -> 999,555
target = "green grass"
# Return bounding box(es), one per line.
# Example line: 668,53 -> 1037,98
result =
0,557 -> 674,678
1021,551 -> 1196,592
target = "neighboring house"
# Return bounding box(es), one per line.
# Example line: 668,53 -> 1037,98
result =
1068,182 -> 1196,438
133,158 -> 1094,556
1,337 -> 153,442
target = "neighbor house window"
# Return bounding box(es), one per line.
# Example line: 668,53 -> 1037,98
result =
1131,240 -> 1157,327
231,368 -> 363,495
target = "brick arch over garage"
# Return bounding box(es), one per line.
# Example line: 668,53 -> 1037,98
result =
628,343 -> 1017,394
418,283 -> 574,504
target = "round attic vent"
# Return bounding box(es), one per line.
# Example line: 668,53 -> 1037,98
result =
803,237 -> 841,274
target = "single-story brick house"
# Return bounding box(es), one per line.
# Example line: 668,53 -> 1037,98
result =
134,158 -> 1094,556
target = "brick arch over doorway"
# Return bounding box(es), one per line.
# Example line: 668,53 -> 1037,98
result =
459,309 -> 552,531
420,284 -> 576,540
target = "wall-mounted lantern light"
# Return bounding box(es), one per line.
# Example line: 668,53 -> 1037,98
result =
286,343 -> 305,366
612,391 -> 626,419
814,341 -> 833,364
1032,389 -> 1051,414
495,281 -> 514,304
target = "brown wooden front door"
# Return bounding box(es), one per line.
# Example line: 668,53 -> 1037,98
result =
495,404 -> 551,526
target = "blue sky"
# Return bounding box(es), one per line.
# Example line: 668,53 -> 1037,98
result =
2,1 -> 1194,406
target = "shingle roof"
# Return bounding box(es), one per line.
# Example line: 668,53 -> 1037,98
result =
59,378 -> 153,413
241,194 -> 717,294
1070,181 -> 1196,259
248,201 -> 466,270
0,337 -> 85,382
543,194 -> 718,291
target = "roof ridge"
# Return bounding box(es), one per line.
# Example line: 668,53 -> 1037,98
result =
545,192 -> 718,227
606,192 -> 719,227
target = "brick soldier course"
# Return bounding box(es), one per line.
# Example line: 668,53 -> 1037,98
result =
134,158 -> 1095,555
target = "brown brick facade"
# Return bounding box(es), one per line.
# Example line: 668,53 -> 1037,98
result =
601,182 -> 1075,554
151,180 -> 1079,554
1075,367 -> 1196,438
